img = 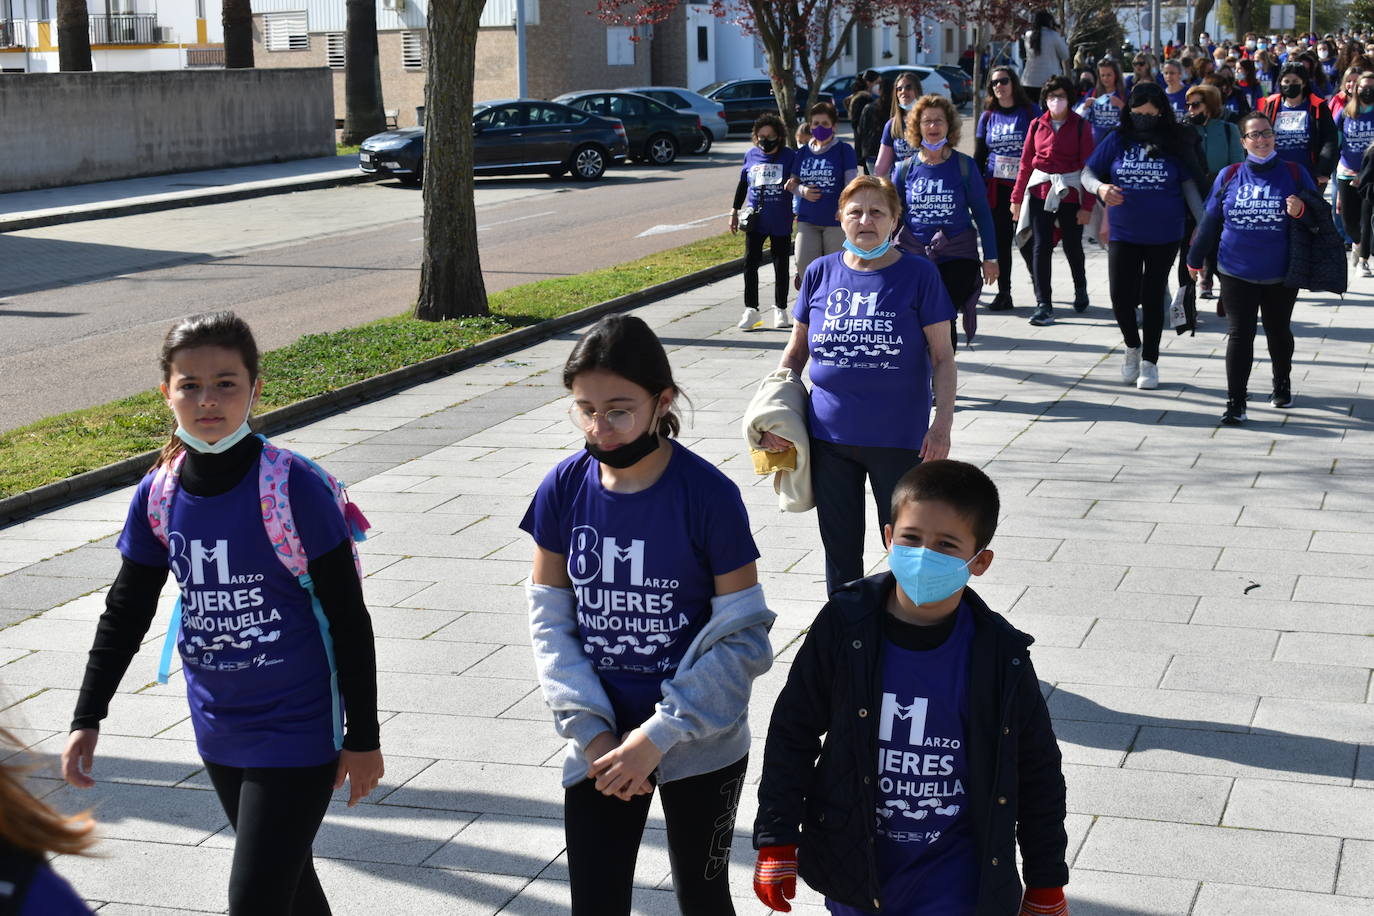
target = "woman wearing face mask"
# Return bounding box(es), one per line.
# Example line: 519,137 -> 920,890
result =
873,71 -> 922,179
1255,49 -> 1278,95
732,114 -> 796,332
1161,61 -> 1191,120
786,101 -> 859,307
1257,62 -> 1338,187
1319,40 -> 1340,82
1183,84 -> 1244,300
1011,75 -> 1096,326
975,66 -> 1039,311
1082,82 -> 1206,390
1207,72 -> 1251,119
523,313 -> 773,916
1334,72 -> 1374,277
894,95 -> 998,350
763,175 -> 956,595
1237,58 -> 1265,109
1021,11 -> 1071,91
1187,111 -> 1318,425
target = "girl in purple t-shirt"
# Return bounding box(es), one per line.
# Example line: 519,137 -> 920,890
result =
732,113 -> 797,332
522,315 -> 773,916
62,312 -> 383,915
786,101 -> 859,309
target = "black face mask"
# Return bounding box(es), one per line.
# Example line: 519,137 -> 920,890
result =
585,428 -> 660,469
1360,88 -> 1374,104
1131,112 -> 1161,132
1281,82 -> 1305,99
758,137 -> 781,152
1189,112 -> 1208,125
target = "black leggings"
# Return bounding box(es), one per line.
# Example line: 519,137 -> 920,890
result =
1338,179 -> 1372,261
1216,274 -> 1299,402
1028,194 -> 1087,306
744,231 -> 790,311
1108,239 -> 1178,364
204,758 -> 337,916
938,258 -> 981,349
565,755 -> 748,916
991,180 -> 1035,297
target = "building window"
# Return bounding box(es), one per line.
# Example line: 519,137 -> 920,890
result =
696,25 -> 708,62
264,12 -> 309,52
606,26 -> 634,66
325,32 -> 344,69
402,30 -> 425,70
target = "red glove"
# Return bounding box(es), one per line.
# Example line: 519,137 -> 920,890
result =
1020,886 -> 1069,916
753,845 -> 798,912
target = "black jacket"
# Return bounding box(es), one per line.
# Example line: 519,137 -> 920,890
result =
754,574 -> 1068,914
1285,187 -> 1347,293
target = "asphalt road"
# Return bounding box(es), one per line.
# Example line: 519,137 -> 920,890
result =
0,140 -> 752,432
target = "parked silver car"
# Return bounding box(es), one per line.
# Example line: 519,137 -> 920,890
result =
616,85 -> 728,154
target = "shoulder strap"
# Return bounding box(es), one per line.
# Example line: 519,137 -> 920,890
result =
895,155 -> 912,189
1217,162 -> 1244,203
145,451 -> 186,549
258,441 -> 310,579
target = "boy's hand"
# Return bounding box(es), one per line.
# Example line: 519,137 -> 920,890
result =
753,845 -> 798,912
1020,886 -> 1069,916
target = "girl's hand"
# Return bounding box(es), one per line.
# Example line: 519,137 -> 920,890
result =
783,177 -> 800,193
1076,207 -> 1092,225
591,728 -> 663,800
759,431 -> 794,452
1011,202 -> 1022,222
1286,194 -> 1305,218
801,185 -> 823,201
729,211 -> 740,235
982,259 -> 999,286
61,729 -> 99,788
334,748 -> 385,807
583,730 -> 619,765
1099,184 -> 1125,206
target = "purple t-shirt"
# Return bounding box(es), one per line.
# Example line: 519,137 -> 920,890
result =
976,104 -> 1039,181
19,865 -> 92,916
1076,91 -> 1125,143
119,461 -> 346,767
1207,159 -> 1315,283
1085,132 -> 1188,245
790,140 -> 858,226
1335,107 -> 1374,170
741,145 -> 798,237
1165,87 -> 1190,120
520,441 -> 759,731
827,603 -> 978,916
793,252 -> 956,450
880,114 -> 916,176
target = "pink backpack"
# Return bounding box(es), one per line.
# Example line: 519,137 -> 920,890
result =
146,435 -> 371,745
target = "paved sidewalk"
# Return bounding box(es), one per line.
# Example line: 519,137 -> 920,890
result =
1,245 -> 1372,915
0,156 -> 371,231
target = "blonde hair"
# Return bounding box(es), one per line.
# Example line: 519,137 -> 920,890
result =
837,175 -> 903,223
1186,83 -> 1222,119
904,94 -> 961,150
889,71 -> 922,136
0,729 -> 95,857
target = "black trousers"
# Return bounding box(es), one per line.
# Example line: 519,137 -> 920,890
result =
1216,274 -> 1299,402
1338,179 -> 1372,261
565,755 -> 748,916
811,436 -> 923,594
991,181 -> 1035,298
1108,239 -> 1178,364
1177,213 -> 1216,289
744,230 -> 790,311
1027,194 -> 1087,307
938,257 -> 981,349
204,758 -> 337,916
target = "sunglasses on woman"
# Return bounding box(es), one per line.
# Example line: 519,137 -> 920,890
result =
989,77 -> 1011,87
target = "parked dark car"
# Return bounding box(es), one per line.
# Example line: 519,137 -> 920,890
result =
934,65 -> 974,106
697,78 -> 834,133
552,91 -> 702,165
357,98 -> 628,185
617,85 -> 728,154
820,66 -> 950,117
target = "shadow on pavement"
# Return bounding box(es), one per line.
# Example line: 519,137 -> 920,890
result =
0,234 -> 208,299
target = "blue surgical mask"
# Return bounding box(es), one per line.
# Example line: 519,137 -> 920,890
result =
1247,149 -> 1278,164
898,100 -> 914,111
888,545 -> 980,605
174,400 -> 256,455
921,138 -> 948,151
843,237 -> 893,260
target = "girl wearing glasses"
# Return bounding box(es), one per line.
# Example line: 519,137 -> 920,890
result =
975,66 -> 1039,311
873,71 -> 922,179
522,314 -> 773,915
1187,111 -> 1317,425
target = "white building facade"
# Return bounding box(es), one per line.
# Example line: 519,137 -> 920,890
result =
0,0 -> 223,73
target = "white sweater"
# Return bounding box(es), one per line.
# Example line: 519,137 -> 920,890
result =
741,368 -> 813,513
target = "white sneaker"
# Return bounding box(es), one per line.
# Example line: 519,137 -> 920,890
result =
1136,360 -> 1159,390
1362,260 -> 1373,278
773,308 -> 792,329
737,307 -> 761,331
1121,347 -> 1141,384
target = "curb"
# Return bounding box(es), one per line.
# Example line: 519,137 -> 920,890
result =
0,172 -> 378,233
0,255 -> 746,525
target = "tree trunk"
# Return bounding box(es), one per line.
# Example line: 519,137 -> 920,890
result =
1192,0 -> 1216,43
56,0 -> 91,71
415,0 -> 487,321
746,1 -> 796,136
342,0 -> 387,144
223,0 -> 254,69
1231,0 -> 1254,39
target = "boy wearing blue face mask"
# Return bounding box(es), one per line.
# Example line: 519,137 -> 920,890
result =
752,460 -> 1070,916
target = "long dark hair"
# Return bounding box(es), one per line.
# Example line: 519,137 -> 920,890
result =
155,311 -> 260,469
1277,60 -> 1313,100
874,76 -> 896,124
562,315 -> 684,438
1028,10 -> 1056,56
1119,82 -> 1203,181
983,65 -> 1033,113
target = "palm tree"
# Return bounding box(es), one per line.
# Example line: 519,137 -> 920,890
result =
341,0 -> 387,145
223,0 -> 253,68
56,0 -> 91,71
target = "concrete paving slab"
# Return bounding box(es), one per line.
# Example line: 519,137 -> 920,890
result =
1161,655 -> 1369,702
1223,779 -> 1374,840
1191,884 -> 1373,915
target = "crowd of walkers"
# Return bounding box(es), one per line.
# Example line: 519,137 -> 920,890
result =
732,25 -> 1366,426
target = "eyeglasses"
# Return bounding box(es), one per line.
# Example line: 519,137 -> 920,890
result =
989,77 -> 1011,87
1243,129 -> 1276,139
919,119 -> 946,127
568,396 -> 656,433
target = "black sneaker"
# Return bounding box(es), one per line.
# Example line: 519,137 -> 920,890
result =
1271,379 -> 1293,408
1028,305 -> 1055,326
1072,288 -> 1090,313
1220,399 -> 1248,426
1199,283 -> 1215,300
986,292 -> 1014,311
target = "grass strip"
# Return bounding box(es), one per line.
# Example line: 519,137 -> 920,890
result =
0,231 -> 740,499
